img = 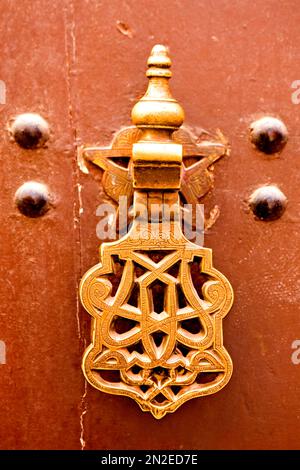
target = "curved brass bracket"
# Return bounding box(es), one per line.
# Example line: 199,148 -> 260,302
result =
80,45 -> 233,419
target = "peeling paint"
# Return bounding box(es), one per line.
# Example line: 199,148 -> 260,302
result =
77,146 -> 89,174
205,205 -> 220,230
77,183 -> 84,215
79,378 -> 88,450
116,20 -> 134,38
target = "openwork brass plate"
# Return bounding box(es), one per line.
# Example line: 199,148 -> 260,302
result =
80,198 -> 233,419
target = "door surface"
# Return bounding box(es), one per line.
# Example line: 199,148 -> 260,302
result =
0,0 -> 299,450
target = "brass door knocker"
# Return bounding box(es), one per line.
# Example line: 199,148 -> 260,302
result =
79,45 -> 233,419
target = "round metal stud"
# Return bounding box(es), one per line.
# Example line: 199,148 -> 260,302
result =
249,185 -> 287,221
249,117 -> 288,154
15,181 -> 50,218
10,113 -> 50,149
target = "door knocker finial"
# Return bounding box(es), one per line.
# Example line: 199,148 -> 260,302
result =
79,45 -> 233,419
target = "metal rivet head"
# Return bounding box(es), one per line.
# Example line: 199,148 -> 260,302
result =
9,113 -> 50,149
249,117 -> 288,154
15,182 -> 50,218
249,185 -> 287,221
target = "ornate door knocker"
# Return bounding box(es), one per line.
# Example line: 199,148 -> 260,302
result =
79,45 -> 234,419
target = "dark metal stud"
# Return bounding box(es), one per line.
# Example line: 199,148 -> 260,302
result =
249,117 -> 288,154
10,113 -> 50,149
15,182 -> 50,218
249,185 -> 287,221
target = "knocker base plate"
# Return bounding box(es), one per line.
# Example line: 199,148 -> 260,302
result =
80,192 -> 233,419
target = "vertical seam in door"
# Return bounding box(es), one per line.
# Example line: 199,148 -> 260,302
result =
63,0 -> 88,451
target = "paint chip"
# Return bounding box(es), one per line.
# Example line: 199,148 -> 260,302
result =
77,146 -> 89,174
205,205 -> 220,230
116,21 -> 134,38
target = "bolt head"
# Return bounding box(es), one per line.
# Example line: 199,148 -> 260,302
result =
249,117 -> 288,154
15,181 -> 50,218
249,185 -> 287,221
10,113 -> 50,149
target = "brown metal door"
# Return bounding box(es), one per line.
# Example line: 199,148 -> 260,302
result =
0,0 -> 299,450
